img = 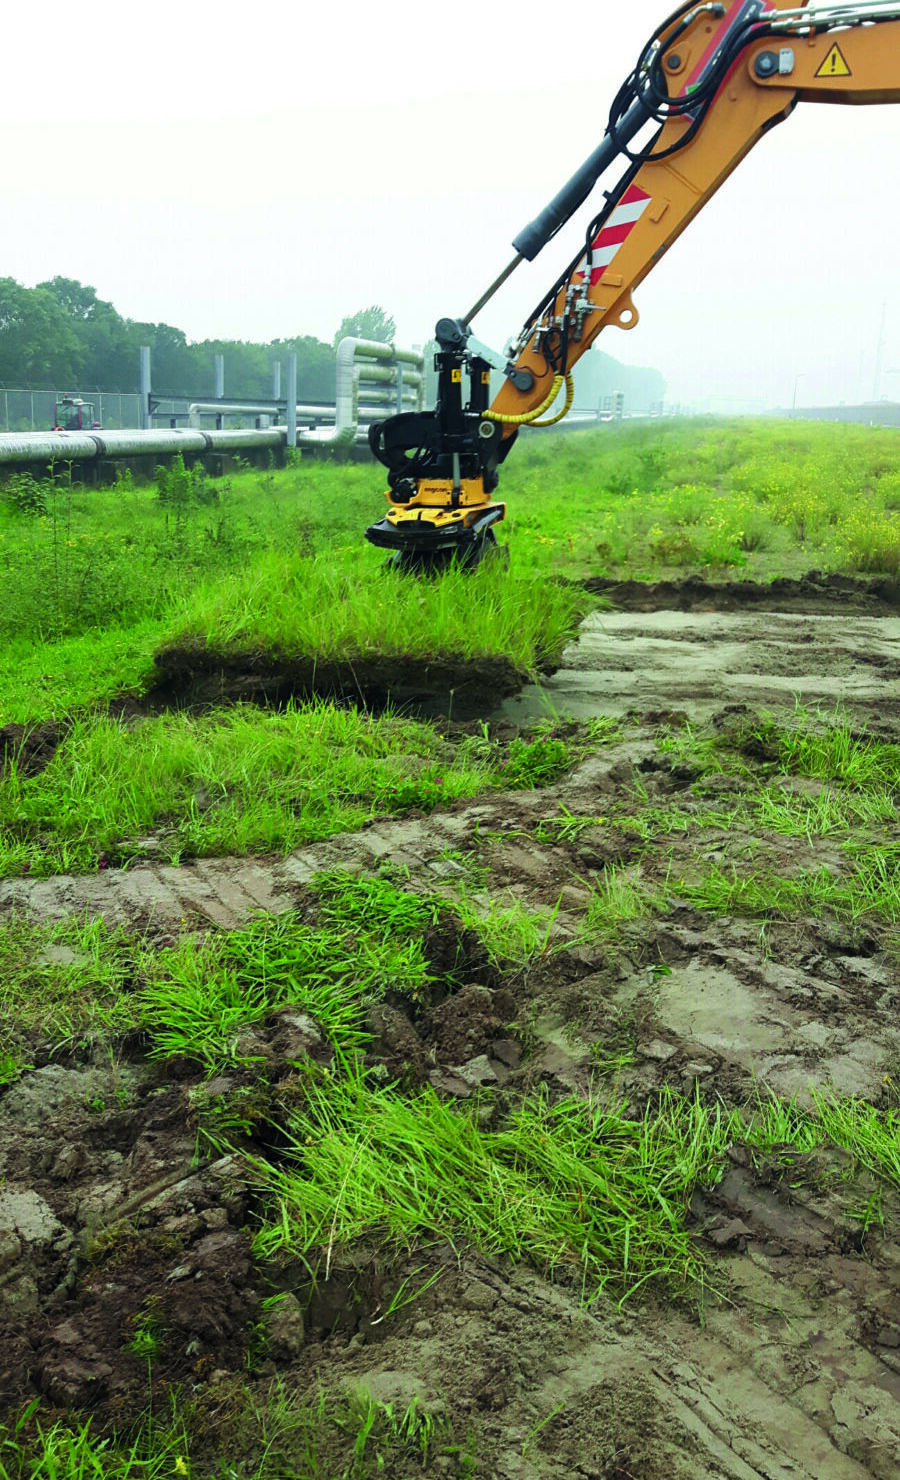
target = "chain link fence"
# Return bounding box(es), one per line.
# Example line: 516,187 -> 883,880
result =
0,389 -> 182,432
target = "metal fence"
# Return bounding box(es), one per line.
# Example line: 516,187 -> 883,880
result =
0,389 -> 197,433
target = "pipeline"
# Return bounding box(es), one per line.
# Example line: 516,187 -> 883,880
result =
296,338 -> 426,451
0,339 -> 427,469
0,426 -> 286,467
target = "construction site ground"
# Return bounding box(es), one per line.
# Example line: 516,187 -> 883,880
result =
2,582 -> 900,1479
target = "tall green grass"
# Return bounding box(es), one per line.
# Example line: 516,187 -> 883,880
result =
258,1080 -> 730,1298
162,547 -> 588,675
258,1075 -> 900,1301
0,702 -> 495,876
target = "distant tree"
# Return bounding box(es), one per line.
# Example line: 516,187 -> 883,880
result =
0,276 -> 394,400
0,278 -> 83,385
332,306 -> 396,349
273,335 -> 337,402
38,276 -> 102,321
39,276 -> 133,387
134,322 -> 197,397
195,339 -> 273,401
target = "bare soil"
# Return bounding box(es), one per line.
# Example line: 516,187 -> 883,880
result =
2,595 -> 900,1476
150,640 -> 531,711
583,570 -> 900,616
503,605 -> 900,727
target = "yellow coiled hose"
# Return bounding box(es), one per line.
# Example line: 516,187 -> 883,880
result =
482,373 -> 574,428
530,373 -> 575,428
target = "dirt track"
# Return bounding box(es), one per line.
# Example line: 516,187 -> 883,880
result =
503,607 -> 900,725
2,596 -> 900,1477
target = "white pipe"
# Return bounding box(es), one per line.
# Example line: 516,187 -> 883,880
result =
0,341 -> 427,463
0,427 -> 284,466
296,338 -> 425,450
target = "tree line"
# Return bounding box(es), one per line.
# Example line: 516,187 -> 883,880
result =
0,278 -> 397,401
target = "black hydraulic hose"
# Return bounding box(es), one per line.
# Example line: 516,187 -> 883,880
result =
608,5 -> 781,163
515,4 -> 788,368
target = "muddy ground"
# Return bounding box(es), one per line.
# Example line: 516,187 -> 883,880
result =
2,592 -> 900,1477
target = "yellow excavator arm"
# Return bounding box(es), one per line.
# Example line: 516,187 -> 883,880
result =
366,1 -> 900,570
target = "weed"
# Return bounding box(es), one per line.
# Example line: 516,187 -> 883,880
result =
535,804 -> 607,844
582,866 -> 652,941
522,1402 -> 566,1458
313,870 -> 444,936
2,472 -> 47,516
497,734 -> 572,789
125,1306 -> 167,1362
456,891 -> 558,967
0,1411 -> 190,1479
0,701 -> 493,877
435,847 -> 490,890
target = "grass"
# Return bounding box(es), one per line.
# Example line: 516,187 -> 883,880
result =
719,709 -> 900,788
0,422 -> 897,878
0,914 -> 140,1067
163,547 -> 589,679
455,890 -> 560,968
0,702 -> 495,877
0,704 -> 601,879
499,417 -> 900,580
0,1410 -> 191,1480
0,417 -> 898,731
257,1079 -> 732,1300
582,866 -> 652,941
254,1073 -> 900,1311
142,894 -> 444,1073
677,855 -> 900,929
4,428 -> 900,1474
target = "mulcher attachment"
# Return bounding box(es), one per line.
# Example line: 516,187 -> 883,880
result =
365,319 -> 514,572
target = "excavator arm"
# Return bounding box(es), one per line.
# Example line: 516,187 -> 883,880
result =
366,0 -> 900,570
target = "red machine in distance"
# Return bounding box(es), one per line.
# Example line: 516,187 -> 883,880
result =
54,396 -> 101,433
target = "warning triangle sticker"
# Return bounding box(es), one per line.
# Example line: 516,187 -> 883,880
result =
816,44 -> 852,78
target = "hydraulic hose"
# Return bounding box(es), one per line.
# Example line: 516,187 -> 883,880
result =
529,374 -> 575,428
482,374 -> 566,427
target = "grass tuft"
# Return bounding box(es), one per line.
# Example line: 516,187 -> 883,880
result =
257,1079 -> 731,1300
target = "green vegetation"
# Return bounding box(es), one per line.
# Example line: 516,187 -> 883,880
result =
577,709 -> 900,946
502,417 -> 900,579
259,1081 -> 729,1298
0,1387 -> 460,1480
142,884 -> 444,1073
165,546 -> 585,677
0,915 -> 138,1067
0,276 -> 382,409
0,702 -> 496,877
0,1403 -> 189,1474
4,422 -> 900,1477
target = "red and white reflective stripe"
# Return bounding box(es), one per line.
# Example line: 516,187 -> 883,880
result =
584,185 -> 652,285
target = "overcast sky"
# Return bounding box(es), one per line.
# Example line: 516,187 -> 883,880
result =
3,0 -> 899,410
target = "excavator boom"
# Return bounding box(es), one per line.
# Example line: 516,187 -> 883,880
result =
366,0 -> 900,569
